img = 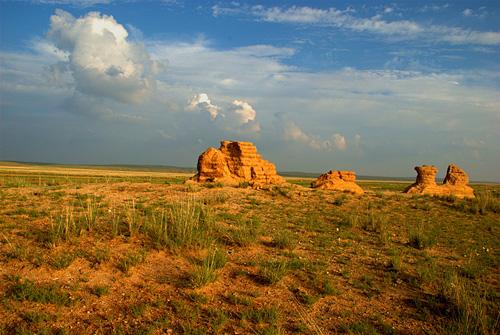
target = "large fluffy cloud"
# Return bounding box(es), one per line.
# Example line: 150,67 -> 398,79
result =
187,93 -> 220,119
47,9 -> 160,103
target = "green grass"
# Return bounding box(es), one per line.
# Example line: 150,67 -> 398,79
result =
91,285 -> 109,297
190,247 -> 227,287
258,259 -> 288,285
408,221 -> 439,250
50,252 -> 76,269
271,231 -> 297,249
117,249 -> 146,273
142,199 -> 215,249
7,276 -> 71,306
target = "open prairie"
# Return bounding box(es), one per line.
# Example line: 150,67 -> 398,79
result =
0,163 -> 498,335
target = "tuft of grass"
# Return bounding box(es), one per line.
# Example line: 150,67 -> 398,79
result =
241,305 -> 279,325
408,221 -> 439,250
208,308 -> 229,334
143,199 -> 215,249
49,207 -> 80,244
117,249 -> 146,273
388,248 -> 403,274
227,292 -> 252,306
258,259 -> 288,285
332,194 -> 348,206
202,192 -> 229,205
7,276 -> 71,306
472,191 -> 500,214
225,218 -> 261,247
91,285 -> 109,297
50,252 -> 76,269
190,247 -> 227,288
292,287 -> 318,306
438,271 -> 495,335
81,196 -> 100,232
272,231 -> 297,250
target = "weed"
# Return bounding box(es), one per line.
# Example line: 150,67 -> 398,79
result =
258,259 -> 288,284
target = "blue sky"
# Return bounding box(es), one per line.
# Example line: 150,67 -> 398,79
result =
0,1 -> 499,180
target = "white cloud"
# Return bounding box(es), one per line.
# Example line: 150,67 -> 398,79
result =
2,30 -> 499,179
282,120 -> 347,151
34,0 -> 112,7
463,9 -> 473,17
47,9 -> 161,103
187,93 -> 220,119
333,134 -> 347,151
231,100 -> 256,124
213,5 -> 500,45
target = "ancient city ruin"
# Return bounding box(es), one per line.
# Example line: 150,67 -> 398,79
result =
191,141 -> 286,186
311,170 -> 364,194
404,164 -> 475,198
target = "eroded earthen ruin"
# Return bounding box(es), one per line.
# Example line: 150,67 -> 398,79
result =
311,170 -> 364,194
191,140 -> 286,186
404,164 -> 474,198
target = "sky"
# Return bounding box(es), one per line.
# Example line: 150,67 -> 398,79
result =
0,1 -> 499,181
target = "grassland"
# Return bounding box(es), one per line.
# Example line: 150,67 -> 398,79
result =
0,163 -> 498,334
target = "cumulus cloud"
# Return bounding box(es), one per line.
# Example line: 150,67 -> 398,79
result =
223,100 -> 260,133
47,9 -> 160,103
187,93 -> 220,119
213,5 -> 500,45
230,100 -> 256,124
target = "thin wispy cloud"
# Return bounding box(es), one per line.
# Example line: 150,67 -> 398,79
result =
212,4 -> 500,45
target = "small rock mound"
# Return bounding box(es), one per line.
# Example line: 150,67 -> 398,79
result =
404,164 -> 474,198
311,170 -> 364,194
191,140 -> 286,186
